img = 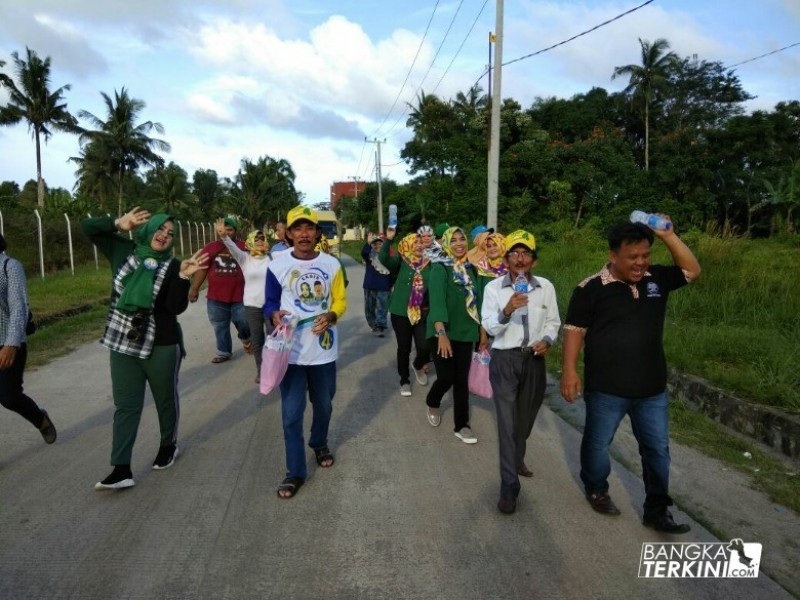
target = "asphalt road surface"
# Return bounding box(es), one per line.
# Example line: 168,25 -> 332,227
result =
0,255 -> 795,599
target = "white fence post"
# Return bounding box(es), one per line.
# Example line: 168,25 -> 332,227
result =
194,222 -> 200,251
64,213 -> 75,275
177,220 -> 185,257
33,209 -> 44,279
87,213 -> 99,270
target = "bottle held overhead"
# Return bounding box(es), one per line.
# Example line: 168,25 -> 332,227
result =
630,210 -> 672,231
388,204 -> 398,228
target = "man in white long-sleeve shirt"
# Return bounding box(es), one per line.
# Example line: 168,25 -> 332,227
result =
481,230 -> 561,514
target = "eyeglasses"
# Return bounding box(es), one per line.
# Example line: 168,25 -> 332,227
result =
507,250 -> 534,259
126,312 -> 148,341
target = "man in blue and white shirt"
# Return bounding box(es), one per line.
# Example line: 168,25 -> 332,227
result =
0,233 -> 56,444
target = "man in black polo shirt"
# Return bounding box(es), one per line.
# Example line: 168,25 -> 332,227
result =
561,219 -> 701,534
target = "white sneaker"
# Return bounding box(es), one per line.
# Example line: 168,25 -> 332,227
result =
414,367 -> 428,386
400,383 -> 412,396
454,427 -> 477,444
427,407 -> 441,427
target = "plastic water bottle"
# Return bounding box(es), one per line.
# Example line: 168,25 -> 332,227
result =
513,273 -> 528,316
388,204 -> 398,228
630,210 -> 672,231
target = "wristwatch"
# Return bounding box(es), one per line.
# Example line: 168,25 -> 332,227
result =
436,328 -> 447,336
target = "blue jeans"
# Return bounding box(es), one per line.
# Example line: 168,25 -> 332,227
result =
279,361 -> 337,480
364,289 -> 389,331
580,390 -> 673,518
206,299 -> 250,357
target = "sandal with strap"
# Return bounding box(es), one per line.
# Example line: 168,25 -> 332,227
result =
242,339 -> 253,354
277,477 -> 304,499
314,447 -> 335,468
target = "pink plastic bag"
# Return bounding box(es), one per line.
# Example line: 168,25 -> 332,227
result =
468,349 -> 493,399
259,322 -> 294,395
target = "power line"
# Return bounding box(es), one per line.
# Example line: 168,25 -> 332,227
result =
431,0 -> 490,95
502,0 -> 656,68
371,0 -> 442,139
384,0 -> 490,141
728,41 -> 800,68
471,0 -> 656,90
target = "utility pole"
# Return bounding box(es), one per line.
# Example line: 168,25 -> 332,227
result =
365,137 -> 386,232
348,175 -> 360,198
486,0 -> 503,230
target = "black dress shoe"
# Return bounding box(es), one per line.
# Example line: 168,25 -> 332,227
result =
643,511 -> 691,534
586,491 -> 621,516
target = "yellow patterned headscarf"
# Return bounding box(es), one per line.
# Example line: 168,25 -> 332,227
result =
245,230 -> 269,257
468,232 -> 507,278
398,234 -> 429,325
315,234 -> 330,253
439,227 -> 479,324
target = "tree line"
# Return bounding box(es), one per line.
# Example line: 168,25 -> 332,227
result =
0,47 -> 300,229
2,40 -> 798,242
341,38 -> 799,239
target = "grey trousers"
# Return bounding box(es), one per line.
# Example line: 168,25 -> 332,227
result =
489,348 -> 546,499
245,305 -> 273,373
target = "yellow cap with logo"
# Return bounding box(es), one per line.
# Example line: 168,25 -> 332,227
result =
504,229 -> 536,252
287,205 -> 319,227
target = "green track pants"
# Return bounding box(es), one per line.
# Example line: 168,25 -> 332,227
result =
109,344 -> 182,465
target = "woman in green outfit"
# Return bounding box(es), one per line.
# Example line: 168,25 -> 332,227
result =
380,230 -> 432,397
425,227 -> 487,443
82,207 -> 208,490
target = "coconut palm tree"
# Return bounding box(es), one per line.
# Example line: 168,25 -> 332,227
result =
0,47 -> 80,206
229,156 -> 299,228
76,87 -> 170,215
612,38 -> 677,171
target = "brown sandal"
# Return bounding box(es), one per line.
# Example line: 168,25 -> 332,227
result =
211,355 -> 229,364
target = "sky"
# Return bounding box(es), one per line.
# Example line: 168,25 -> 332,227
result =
0,0 -> 798,208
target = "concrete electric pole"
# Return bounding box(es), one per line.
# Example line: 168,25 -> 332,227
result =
486,0 -> 504,230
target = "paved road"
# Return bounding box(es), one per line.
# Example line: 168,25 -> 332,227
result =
0,256 -> 794,599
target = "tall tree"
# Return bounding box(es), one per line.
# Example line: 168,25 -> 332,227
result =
0,47 -> 79,206
612,38 -> 677,170
76,87 -> 170,215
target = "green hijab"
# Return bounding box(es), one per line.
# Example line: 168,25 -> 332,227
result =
116,214 -> 175,313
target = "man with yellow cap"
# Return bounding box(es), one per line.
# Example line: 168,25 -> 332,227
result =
265,205 -> 347,499
481,230 -> 561,514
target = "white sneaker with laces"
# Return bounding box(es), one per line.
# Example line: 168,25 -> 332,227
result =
400,383 -> 412,396
454,427 -> 478,444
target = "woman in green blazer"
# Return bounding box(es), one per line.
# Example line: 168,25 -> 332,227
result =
425,227 -> 487,444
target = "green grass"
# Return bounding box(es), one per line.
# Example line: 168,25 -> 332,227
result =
340,240 -> 366,263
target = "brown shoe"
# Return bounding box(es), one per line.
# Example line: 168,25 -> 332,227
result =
517,464 -> 533,478
497,497 -> 517,514
586,491 -> 621,516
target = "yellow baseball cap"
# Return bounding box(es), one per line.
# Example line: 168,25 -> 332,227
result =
286,205 -> 319,227
504,229 -> 536,252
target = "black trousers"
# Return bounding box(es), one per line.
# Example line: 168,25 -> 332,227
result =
390,313 -> 429,385
426,339 -> 473,431
0,344 -> 45,429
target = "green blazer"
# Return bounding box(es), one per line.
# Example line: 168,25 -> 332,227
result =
426,262 -> 482,343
